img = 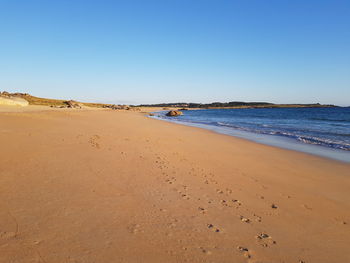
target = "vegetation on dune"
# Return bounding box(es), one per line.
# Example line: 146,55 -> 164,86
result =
0,92 -> 113,108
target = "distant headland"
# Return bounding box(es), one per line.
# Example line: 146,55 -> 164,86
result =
0,91 -> 338,109
138,101 -> 337,109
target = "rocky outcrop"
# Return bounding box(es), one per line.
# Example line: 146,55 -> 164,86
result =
64,100 -> 82,109
107,105 -> 131,110
0,96 -> 29,107
0,91 -> 10,97
166,110 -> 183,117
129,107 -> 141,111
119,105 -> 130,110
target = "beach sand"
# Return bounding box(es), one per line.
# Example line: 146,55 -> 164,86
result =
0,107 -> 349,263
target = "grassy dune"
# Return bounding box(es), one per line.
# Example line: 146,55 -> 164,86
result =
2,93 -> 112,108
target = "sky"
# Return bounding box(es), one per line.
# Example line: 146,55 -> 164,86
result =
0,0 -> 349,105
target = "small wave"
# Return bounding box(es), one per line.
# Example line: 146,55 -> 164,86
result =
216,122 -> 241,129
210,122 -> 350,151
295,136 -> 350,151
309,117 -> 350,122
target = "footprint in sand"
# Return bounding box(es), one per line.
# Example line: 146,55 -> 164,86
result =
240,216 -> 250,223
302,204 -> 312,210
88,135 -> 101,149
237,246 -> 251,259
256,233 -> 276,247
225,188 -> 233,194
181,194 -> 190,200
199,247 -> 212,255
207,198 -> 214,204
0,210 -> 19,241
220,200 -> 228,207
165,177 -> 176,185
207,224 -> 220,233
232,199 -> 242,208
253,214 -> 262,222
198,207 -> 207,214
167,222 -> 177,228
216,189 -> 224,194
281,193 -> 291,199
210,179 -> 218,184
0,231 -> 17,240
177,190 -> 190,200
334,218 -> 347,225
127,224 -> 143,234
181,185 -> 188,190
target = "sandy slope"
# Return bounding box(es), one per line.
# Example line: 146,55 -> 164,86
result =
0,97 -> 29,107
0,108 -> 349,263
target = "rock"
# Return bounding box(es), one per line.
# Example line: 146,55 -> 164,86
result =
122,105 -> 130,110
166,110 -> 183,117
50,105 -> 66,108
128,107 -> 140,111
0,91 -> 10,97
109,105 -> 131,110
111,105 -> 120,110
64,100 -> 82,109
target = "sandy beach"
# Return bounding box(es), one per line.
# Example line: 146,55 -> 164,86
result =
1,107 -> 349,263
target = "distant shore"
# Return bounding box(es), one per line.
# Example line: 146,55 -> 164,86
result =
0,91 -> 340,109
138,102 -> 338,109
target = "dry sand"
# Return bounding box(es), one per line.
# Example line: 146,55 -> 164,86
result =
0,107 -> 349,263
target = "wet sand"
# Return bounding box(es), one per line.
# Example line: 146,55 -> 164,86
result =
0,107 -> 349,263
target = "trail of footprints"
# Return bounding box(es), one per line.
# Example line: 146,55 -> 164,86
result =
77,136 -> 327,263
152,153 -> 280,261
76,134 -> 342,262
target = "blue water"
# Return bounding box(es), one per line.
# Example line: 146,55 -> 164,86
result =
153,107 -> 350,162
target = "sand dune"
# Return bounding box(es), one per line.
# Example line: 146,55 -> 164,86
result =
0,96 -> 29,107
0,108 -> 349,263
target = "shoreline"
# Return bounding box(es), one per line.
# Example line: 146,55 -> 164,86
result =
150,114 -> 350,163
1,107 -> 350,262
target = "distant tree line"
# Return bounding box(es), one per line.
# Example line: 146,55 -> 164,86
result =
138,101 -> 274,108
138,101 -> 337,109
137,101 -> 336,108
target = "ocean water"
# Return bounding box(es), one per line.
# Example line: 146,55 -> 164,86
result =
153,107 -> 350,163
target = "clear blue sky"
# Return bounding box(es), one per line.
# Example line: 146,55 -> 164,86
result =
1,0 -> 349,105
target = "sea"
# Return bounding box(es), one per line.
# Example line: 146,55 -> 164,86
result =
152,107 -> 350,163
